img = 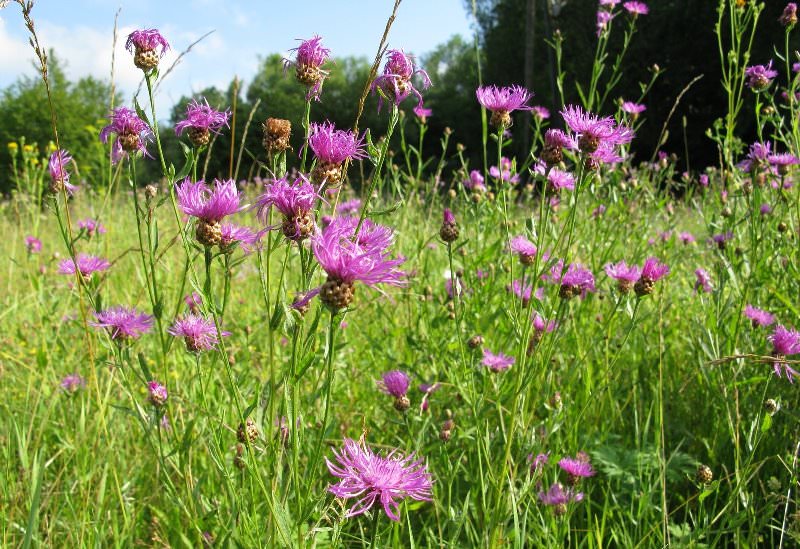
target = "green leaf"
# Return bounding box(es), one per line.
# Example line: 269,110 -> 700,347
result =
761,413 -> 772,433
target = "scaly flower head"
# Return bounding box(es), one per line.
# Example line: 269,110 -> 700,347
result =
464,170 -> 486,192
510,235 -> 537,265
256,175 -> 320,240
147,381 -> 168,407
476,84 -> 534,127
326,437 -> 433,521
745,61 -> 778,91
558,263 -> 596,299
91,306 -> 153,341
561,104 -> 633,153
780,3 -> 798,26
605,260 -> 641,293
744,305 -> 775,328
126,29 -> 169,71
285,35 -> 331,99
372,49 -> 431,111
175,98 -> 231,146
308,121 -> 366,184
168,315 -> 228,352
99,107 -> 153,162
559,455 -> 596,482
538,482 -> 584,515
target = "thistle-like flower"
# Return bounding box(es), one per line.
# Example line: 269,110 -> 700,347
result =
694,268 -> 713,294
25,235 -> 42,254
219,223 -> 262,254
294,217 -> 405,312
147,381 -> 168,407
284,36 -> 331,100
623,1 -> 649,16
538,482 -> 584,515
78,218 -> 107,238
126,29 -> 169,72
377,370 -> 412,411
168,315 -> 228,353
255,175 -> 320,241
326,437 -> 433,521
744,305 -> 775,328
99,107 -> 153,163
780,3 -> 798,26
307,121 -> 367,186
481,348 -> 515,373
541,129 -> 577,167
554,263 -> 596,300
768,325 -> 800,382
621,101 -> 646,118
262,118 -> 292,154
547,169 -> 575,192
475,84 -> 534,127
604,261 -> 641,293
440,209 -> 459,243
90,306 -> 153,342
58,254 -> 111,280
175,98 -> 231,147
176,178 -> 241,247
510,235 -> 537,266
558,455 -> 596,485
61,374 -> 86,394
745,61 -> 778,91
372,49 -> 431,111
561,104 -> 633,154
634,257 -> 669,296
48,149 -> 78,195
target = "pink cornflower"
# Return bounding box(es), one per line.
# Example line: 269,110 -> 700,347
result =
541,129 -> 578,166
147,381 -> 168,407
372,49 -> 431,111
532,106 -> 550,120
294,217 -> 405,312
635,257 -> 669,296
220,223 -> 262,254
25,235 -> 42,254
559,455 -> 596,484
694,268 -> 713,293
326,437 -> 433,521
284,35 -> 331,100
699,174 -> 709,187
99,107 -> 153,163
528,452 -> 550,474
768,325 -> 800,381
556,263 -> 596,299
547,169 -> 575,191
679,232 -> 696,245
377,370 -> 412,411
760,203 -> 772,216
168,314 -> 228,352
489,157 -> 519,184
58,254 -> 110,279
605,261 -> 641,293
738,141 -> 772,172
475,84 -> 534,127
745,61 -> 778,91
780,3 -> 798,26
599,0 -> 620,8
621,101 -> 646,117
184,292 -> 202,313
337,199 -> 362,216
538,482 -> 584,515
623,1 -> 649,15
710,232 -> 734,250
176,177 -> 241,247
561,104 -> 633,153
60,374 -> 86,394
482,348 -> 515,372
175,98 -> 231,147
744,305 -> 775,328
530,313 -> 557,349
78,218 -> 107,238
507,279 -> 534,305
307,121 -> 367,186
91,306 -> 153,341
48,149 -> 78,195
464,170 -> 486,192
413,105 -> 433,122
256,175 -> 320,241
596,10 -> 614,35
510,235 -> 537,266
769,152 -> 800,175
126,29 -> 169,71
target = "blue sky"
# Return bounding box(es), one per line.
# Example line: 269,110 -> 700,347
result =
0,0 -> 475,113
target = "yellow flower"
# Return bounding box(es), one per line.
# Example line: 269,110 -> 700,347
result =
46,141 -> 57,154
23,144 -> 34,153
7,142 -> 18,152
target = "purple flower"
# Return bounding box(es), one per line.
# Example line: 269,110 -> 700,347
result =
605,261 -> 641,293
294,217 -> 405,311
694,268 -> 713,293
174,98 -> 231,146
126,29 -> 169,71
58,254 -> 111,278
532,313 -> 557,337
147,381 -> 168,407
557,263 -> 596,299
256,175 -> 320,241
377,370 -> 411,397
337,199 -> 362,216
623,1 -> 649,15
780,3 -> 798,26
538,482 -> 584,515
308,122 -> 367,166
184,292 -> 202,313
599,0 -> 621,7
60,374 -> 86,394
78,218 -> 107,238
639,257 -> 669,281
745,61 -> 778,91
592,204 -> 607,218
699,174 -> 709,187
679,232 -> 696,245
528,452 -> 549,473
91,306 -> 153,341
220,223 -> 262,254
284,35 -> 331,100
48,149 -> 78,195
507,279 -> 534,305
710,232 -> 734,250
168,315 -> 228,352
482,348 -> 515,372
596,10 -> 615,35
25,235 -> 42,254
769,152 -> 800,175
744,305 -> 775,328
621,101 -> 646,116
99,107 -> 153,162
464,170 -> 486,192
326,437 -> 433,521
547,169 -> 575,191
489,157 -> 519,183
559,455 -> 596,482
532,106 -> 550,120
769,325 -> 800,381
561,104 -> 633,153
476,84 -> 534,127
176,178 -> 241,246
413,105 -> 433,122
510,235 -> 537,265
372,49 -> 431,111
759,203 -> 772,216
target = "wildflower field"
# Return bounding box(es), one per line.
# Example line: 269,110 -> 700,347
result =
3,0 -> 800,546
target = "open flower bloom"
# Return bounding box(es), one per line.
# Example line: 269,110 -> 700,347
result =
90,306 -> 153,341
634,257 -> 669,296
48,149 -> 78,195
58,254 -> 111,279
293,217 -> 405,312
326,437 -> 433,521
744,305 -> 775,328
307,121 -> 366,186
551,261 -> 595,299
283,35 -> 331,100
99,107 -> 153,163
768,325 -> 800,382
168,314 -> 229,352
176,178 -> 241,247
475,84 -> 533,127
510,235 -> 537,266
538,482 -> 584,515
371,49 -> 431,111
175,98 -> 231,147
623,1 -> 649,16
694,268 -> 713,293
126,29 -> 169,71
561,104 -> 633,154
605,261 -> 641,293
745,61 -> 778,91
219,223 -> 263,254
256,174 -> 320,241
481,348 -> 515,372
